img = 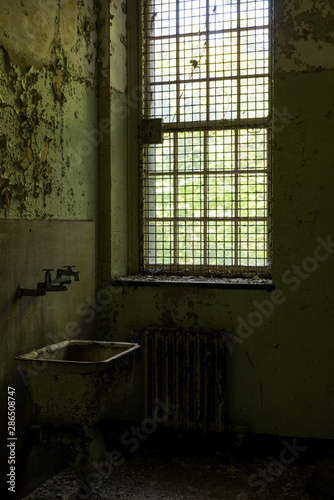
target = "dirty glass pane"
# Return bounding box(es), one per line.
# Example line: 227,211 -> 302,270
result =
143,0 -> 271,275
151,39 -> 178,83
177,221 -> 203,265
179,81 -> 207,122
238,220 -> 267,267
208,221 -> 234,266
209,0 -> 239,31
179,0 -> 207,35
208,175 -> 234,218
178,132 -> 203,172
209,80 -> 238,121
149,0 -> 177,37
177,175 -> 203,218
207,131 -> 235,171
148,176 -> 174,219
238,129 -> 267,170
238,175 -> 267,218
240,77 -> 269,119
148,221 -> 174,265
179,35 -> 207,81
147,134 -> 174,173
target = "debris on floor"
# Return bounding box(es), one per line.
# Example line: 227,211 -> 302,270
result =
22,430 -> 332,500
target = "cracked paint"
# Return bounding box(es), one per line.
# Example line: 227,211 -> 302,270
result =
275,0 -> 334,72
0,0 -> 100,218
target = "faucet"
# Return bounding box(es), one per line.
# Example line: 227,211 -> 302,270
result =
37,269 -> 69,292
15,267 -> 80,298
55,266 -> 80,282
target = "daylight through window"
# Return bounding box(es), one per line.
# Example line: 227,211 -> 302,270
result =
142,0 -> 271,277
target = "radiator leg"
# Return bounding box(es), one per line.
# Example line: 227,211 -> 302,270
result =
228,420 -> 248,450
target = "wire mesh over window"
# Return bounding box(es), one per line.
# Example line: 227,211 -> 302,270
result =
142,0 -> 271,277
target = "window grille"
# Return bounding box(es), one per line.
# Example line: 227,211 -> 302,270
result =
142,0 -> 271,277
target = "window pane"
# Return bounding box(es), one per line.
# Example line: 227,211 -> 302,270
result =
147,134 -> 174,173
178,132 -> 203,172
179,0 -> 207,34
209,32 -> 238,79
209,80 -> 238,121
240,0 -> 269,28
238,175 -> 267,218
149,0 -> 177,37
148,176 -> 174,218
179,81 -> 207,122
240,77 -> 269,119
238,220 -> 267,266
209,0 -> 238,31
143,0 -> 271,276
178,221 -> 203,265
150,84 -> 178,122
238,129 -> 267,170
179,35 -> 207,81
177,175 -> 203,218
208,221 -> 234,266
148,221 -> 174,265
208,175 -> 235,218
240,29 -> 269,76
151,39 -> 178,83
208,131 -> 235,171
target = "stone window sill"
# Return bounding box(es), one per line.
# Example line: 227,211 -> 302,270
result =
109,275 -> 274,291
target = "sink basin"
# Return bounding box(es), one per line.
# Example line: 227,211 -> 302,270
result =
15,340 -> 140,425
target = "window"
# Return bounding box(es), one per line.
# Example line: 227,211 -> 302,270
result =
141,0 -> 271,277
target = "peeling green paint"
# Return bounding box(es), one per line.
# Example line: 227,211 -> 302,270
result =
275,0 -> 334,73
0,0 -> 99,219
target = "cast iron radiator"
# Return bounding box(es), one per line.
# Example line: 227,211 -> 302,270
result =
142,327 -> 227,432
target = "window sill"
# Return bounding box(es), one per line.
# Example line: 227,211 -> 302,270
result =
109,275 -> 274,291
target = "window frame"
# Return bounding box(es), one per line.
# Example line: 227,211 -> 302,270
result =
126,0 -> 273,281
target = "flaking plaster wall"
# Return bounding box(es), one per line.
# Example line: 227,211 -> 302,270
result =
275,0 -> 334,72
0,0 -> 98,220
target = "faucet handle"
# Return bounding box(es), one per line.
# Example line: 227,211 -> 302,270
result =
63,265 -> 76,270
42,269 -> 53,288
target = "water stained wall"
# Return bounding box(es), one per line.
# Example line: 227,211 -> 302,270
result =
0,0 -> 98,219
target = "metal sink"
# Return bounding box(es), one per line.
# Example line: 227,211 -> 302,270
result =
15,340 -> 140,425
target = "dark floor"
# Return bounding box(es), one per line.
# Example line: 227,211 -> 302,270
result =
22,427 -> 334,500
